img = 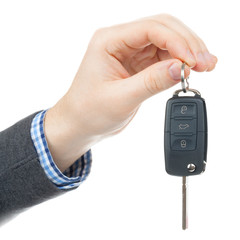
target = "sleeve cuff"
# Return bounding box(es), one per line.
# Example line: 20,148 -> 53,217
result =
30,109 -> 92,190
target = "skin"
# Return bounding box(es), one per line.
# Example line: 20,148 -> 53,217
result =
44,14 -> 218,172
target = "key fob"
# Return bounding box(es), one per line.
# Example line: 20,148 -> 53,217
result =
164,90 -> 207,176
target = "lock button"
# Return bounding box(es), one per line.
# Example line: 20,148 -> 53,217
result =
171,135 -> 196,151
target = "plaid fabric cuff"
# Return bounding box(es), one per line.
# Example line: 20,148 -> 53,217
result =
30,109 -> 92,190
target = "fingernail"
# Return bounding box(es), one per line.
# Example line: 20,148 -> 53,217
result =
169,63 -> 181,81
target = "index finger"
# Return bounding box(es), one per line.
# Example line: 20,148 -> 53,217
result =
101,19 -> 197,67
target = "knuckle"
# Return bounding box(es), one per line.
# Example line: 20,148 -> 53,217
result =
143,70 -> 162,95
198,37 -> 207,50
93,27 -> 106,37
92,28 -> 106,42
140,18 -> 159,29
187,30 -> 207,51
90,27 -> 108,47
158,13 -> 178,23
159,13 -> 174,20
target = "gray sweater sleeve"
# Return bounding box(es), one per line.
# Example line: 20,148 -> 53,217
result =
0,111 -> 71,225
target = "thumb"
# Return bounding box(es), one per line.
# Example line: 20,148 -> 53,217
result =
122,59 -> 190,105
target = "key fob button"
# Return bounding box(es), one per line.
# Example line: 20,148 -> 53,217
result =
171,103 -> 196,117
171,135 -> 196,151
170,119 -> 197,134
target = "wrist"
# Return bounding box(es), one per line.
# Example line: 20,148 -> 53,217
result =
44,95 -> 99,172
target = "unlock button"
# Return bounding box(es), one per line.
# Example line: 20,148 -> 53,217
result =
171,103 -> 196,117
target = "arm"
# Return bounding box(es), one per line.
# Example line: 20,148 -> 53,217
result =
0,110 -> 92,225
0,112 -> 63,224
0,14 -> 217,224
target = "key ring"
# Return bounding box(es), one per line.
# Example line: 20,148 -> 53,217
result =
181,63 -> 189,93
173,62 -> 201,96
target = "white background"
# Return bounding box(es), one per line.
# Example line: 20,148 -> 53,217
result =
0,0 -> 239,239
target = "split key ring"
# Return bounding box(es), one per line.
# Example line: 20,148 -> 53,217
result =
181,63 -> 189,93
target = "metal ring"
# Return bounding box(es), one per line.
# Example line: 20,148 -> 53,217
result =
181,63 -> 189,93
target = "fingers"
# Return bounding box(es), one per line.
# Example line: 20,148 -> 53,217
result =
98,14 -> 217,72
101,20 -> 196,67
119,59 -> 190,106
145,14 -> 218,71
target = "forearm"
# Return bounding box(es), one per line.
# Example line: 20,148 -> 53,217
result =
0,111 -> 64,224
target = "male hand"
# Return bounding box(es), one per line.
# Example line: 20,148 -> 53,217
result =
45,14 -> 217,171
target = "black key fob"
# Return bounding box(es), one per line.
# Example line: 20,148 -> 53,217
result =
164,89 -> 207,176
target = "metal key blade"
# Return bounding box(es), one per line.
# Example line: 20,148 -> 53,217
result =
182,176 -> 188,230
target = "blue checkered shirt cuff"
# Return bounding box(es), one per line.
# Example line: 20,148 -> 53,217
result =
30,109 -> 92,190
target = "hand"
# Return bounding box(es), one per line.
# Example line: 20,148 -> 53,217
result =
44,14 -> 217,171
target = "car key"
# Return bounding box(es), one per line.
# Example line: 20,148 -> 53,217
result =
164,63 -> 207,230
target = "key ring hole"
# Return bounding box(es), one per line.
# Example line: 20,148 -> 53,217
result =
173,88 -> 201,97
177,90 -> 195,97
